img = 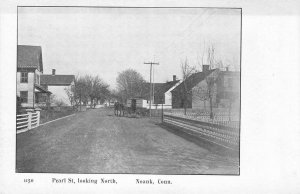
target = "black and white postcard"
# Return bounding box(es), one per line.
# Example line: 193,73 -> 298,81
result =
16,6 -> 241,175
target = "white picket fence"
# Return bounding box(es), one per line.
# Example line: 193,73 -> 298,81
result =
16,111 -> 40,131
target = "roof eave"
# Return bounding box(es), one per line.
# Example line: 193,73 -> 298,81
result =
43,83 -> 73,86
34,84 -> 52,94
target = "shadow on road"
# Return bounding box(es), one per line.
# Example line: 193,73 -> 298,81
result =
157,123 -> 239,159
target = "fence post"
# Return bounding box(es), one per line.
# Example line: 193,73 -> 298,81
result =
36,111 -> 40,126
27,112 -> 32,130
161,104 -> 164,123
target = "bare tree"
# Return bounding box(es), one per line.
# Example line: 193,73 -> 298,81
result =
65,75 -> 111,110
83,75 -> 101,108
180,58 -> 197,115
48,94 -> 56,106
116,69 -> 146,103
196,43 -> 222,118
192,84 -> 209,111
94,80 -> 110,107
84,75 -> 93,107
73,76 -> 89,111
65,86 -> 75,107
205,70 -> 219,119
64,75 -> 84,110
198,43 -> 225,70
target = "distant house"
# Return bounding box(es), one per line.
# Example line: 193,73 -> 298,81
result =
40,69 -> 75,106
172,65 -> 240,110
17,45 -> 51,108
127,75 -> 181,109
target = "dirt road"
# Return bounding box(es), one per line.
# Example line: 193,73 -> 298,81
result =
17,108 -> 239,174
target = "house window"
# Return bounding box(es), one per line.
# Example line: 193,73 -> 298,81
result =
21,72 -> 28,83
20,91 -> 28,103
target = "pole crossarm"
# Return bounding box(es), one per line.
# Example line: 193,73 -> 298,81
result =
144,62 -> 159,65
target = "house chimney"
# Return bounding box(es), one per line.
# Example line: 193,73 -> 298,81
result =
202,65 -> 209,72
173,75 -> 176,81
52,69 -> 56,75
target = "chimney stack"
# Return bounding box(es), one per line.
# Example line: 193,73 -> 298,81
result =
202,65 -> 209,72
173,75 -> 176,81
52,69 -> 56,75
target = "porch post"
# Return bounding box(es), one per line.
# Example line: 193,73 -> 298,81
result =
27,112 -> 32,130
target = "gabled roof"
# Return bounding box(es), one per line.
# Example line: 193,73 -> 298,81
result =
154,80 -> 180,95
136,80 -> 180,103
17,45 -> 43,72
172,69 -> 216,93
40,75 -> 75,86
35,84 -> 52,94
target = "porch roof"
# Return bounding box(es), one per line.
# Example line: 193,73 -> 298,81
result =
34,84 -> 52,94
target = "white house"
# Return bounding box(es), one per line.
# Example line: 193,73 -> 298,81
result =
17,45 -> 75,108
127,75 -> 181,109
17,45 -> 52,108
40,69 -> 75,106
161,76 -> 182,109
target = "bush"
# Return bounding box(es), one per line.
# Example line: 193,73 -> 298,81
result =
39,106 -> 75,124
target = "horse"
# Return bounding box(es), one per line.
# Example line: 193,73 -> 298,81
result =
114,102 -> 125,117
119,103 -> 125,116
114,102 -> 119,116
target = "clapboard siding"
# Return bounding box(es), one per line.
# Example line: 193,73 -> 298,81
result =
17,72 -> 35,107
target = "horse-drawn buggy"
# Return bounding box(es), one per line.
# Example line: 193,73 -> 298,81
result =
114,98 -> 149,117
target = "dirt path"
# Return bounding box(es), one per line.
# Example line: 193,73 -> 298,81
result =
16,108 -> 239,174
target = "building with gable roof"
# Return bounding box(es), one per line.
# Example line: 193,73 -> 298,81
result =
17,45 -> 51,108
172,65 -> 240,110
40,70 -> 75,106
127,75 -> 181,109
17,45 -> 75,108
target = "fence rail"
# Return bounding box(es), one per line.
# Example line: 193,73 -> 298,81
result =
16,111 -> 40,132
162,112 -> 240,150
163,108 -> 240,128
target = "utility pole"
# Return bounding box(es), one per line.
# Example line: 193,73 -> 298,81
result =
144,62 -> 159,117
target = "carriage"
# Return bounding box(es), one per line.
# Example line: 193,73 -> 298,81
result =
114,98 -> 149,117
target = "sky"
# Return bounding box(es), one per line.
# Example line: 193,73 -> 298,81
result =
18,7 -> 241,89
